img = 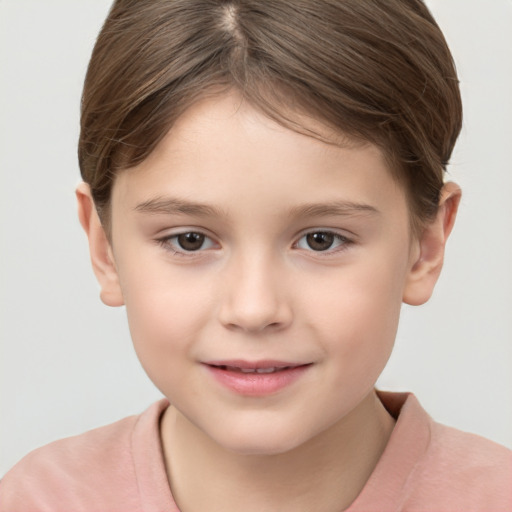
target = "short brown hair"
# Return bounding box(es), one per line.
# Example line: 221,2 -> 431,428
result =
78,0 -> 462,232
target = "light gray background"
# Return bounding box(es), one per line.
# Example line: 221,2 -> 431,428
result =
1,0 -> 511,477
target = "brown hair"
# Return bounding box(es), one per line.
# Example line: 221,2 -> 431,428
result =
78,0 -> 462,233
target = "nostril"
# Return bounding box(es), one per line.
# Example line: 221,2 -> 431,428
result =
217,282 -> 293,332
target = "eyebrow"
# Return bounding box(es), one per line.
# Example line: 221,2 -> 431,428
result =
287,201 -> 380,218
134,197 -> 226,217
134,196 -> 379,219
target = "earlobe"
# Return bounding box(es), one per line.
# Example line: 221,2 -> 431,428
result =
403,182 -> 461,306
76,182 -> 124,307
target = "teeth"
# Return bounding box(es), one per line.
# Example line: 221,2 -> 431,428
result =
256,367 -> 277,373
216,365 -> 296,374
222,366 -> 286,374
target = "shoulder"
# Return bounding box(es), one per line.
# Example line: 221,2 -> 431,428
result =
405,416 -> 512,510
366,392 -> 512,512
0,400 -> 168,511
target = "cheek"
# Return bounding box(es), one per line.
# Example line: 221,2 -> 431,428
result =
305,253 -> 407,372
313,256 -> 404,328
117,262 -> 213,381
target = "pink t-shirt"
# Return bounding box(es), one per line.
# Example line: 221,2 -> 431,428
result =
1,392 -> 511,511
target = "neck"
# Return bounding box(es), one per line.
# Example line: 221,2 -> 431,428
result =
160,390 -> 395,512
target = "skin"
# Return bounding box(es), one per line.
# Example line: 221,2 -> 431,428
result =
77,92 -> 460,512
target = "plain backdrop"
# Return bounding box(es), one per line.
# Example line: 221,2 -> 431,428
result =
1,0 -> 511,477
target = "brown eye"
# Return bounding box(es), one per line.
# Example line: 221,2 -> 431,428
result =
295,231 -> 350,254
177,232 -> 206,251
306,232 -> 335,251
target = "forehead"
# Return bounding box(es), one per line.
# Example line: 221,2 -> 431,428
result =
111,92 -> 409,227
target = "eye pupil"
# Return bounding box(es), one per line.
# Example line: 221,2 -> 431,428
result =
306,232 -> 334,251
177,232 -> 205,251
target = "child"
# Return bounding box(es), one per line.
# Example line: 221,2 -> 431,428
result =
1,0 -> 511,510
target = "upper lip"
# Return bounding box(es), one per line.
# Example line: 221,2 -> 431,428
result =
203,360 -> 309,370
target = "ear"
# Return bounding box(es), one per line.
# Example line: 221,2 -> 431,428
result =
403,182 -> 461,306
76,182 -> 124,307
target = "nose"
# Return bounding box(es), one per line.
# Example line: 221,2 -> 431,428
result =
217,252 -> 293,334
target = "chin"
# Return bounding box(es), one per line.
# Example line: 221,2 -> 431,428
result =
210,422 -> 317,457
224,438 -> 302,457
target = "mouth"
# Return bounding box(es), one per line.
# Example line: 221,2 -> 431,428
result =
210,364 -> 300,374
202,360 -> 312,396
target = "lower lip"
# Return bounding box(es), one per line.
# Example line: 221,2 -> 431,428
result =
204,365 -> 311,396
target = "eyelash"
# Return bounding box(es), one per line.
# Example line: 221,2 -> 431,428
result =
294,231 -> 353,255
156,230 -> 353,257
156,231 -> 216,257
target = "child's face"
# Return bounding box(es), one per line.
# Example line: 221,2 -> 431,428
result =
106,92 -> 420,454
